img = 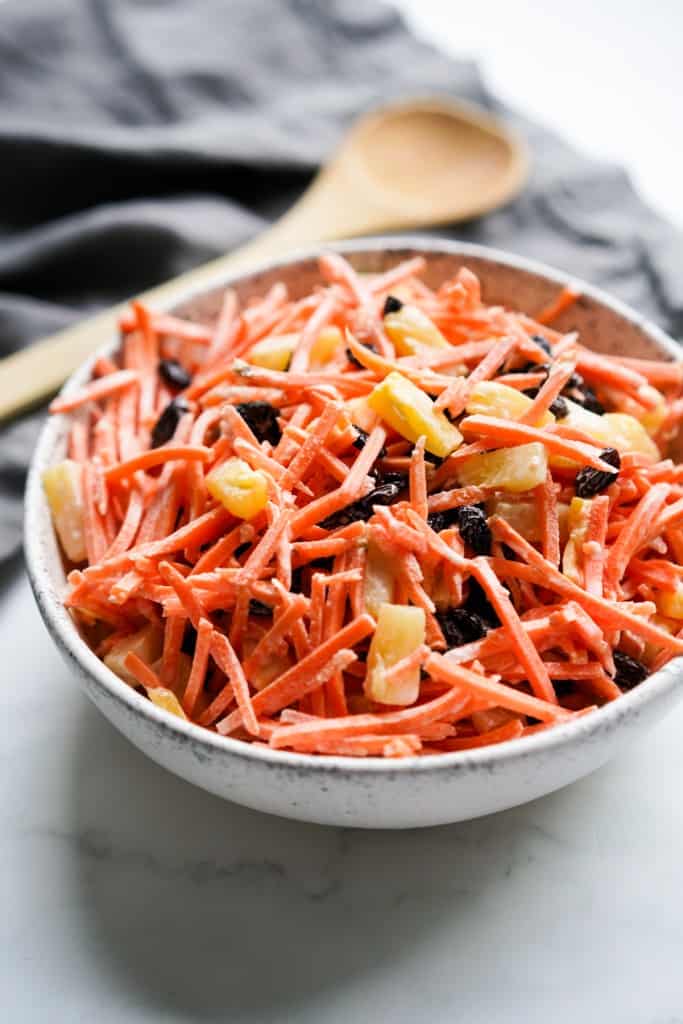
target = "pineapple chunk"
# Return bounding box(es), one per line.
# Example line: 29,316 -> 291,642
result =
364,539 -> 395,619
553,400 -> 659,463
207,457 -> 269,519
562,496 -> 592,584
490,498 -> 541,542
466,381 -> 554,427
147,687 -> 188,719
247,332 -> 297,371
346,396 -> 380,434
104,624 -> 164,687
603,412 -> 659,459
42,459 -> 87,563
384,304 -> 449,355
458,443 -> 548,493
365,603 -> 425,706
656,587 -> 683,620
311,325 -> 343,366
368,371 -> 463,457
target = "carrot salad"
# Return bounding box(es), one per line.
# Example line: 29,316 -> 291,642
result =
42,253 -> 683,758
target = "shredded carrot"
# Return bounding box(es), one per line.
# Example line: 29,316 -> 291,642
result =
44,261 -> 683,758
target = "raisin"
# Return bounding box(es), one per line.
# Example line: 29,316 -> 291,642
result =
181,624 -> 197,656
352,428 -> 387,458
420,448 -> 444,467
464,578 -> 501,627
613,650 -> 648,691
575,447 -> 621,498
382,295 -> 403,316
436,608 -> 488,648
346,341 -> 377,368
318,481 -> 401,530
454,504 -> 492,556
549,396 -> 568,418
158,358 -> 191,391
427,508 -> 460,533
235,401 -> 281,446
249,599 -> 273,617
563,373 -> 604,415
151,397 -> 190,448
531,334 -> 552,356
373,470 -> 408,489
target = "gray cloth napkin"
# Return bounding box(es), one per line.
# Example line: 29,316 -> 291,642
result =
2,0 -> 683,562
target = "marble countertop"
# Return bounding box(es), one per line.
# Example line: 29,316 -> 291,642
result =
3,551 -> 683,1022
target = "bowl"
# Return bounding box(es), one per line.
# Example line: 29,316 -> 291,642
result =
25,238 -> 683,829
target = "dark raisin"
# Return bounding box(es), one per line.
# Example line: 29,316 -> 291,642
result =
382,295 -> 403,316
234,541 -> 251,559
374,470 -> 408,489
421,448 -> 444,467
158,358 -> 191,391
518,360 -> 551,375
613,650 -> 648,691
427,508 -> 461,533
151,397 -> 190,448
353,428 -> 387,458
549,396 -> 568,418
531,334 -> 552,356
309,557 -> 335,573
523,389 -> 568,422
453,504 -> 492,556
181,624 -> 197,656
436,608 -> 488,648
563,373 -> 604,415
249,599 -> 273,617
318,482 -> 401,530
575,447 -> 621,498
346,341 -> 376,368
235,401 -> 281,446
464,578 -> 501,627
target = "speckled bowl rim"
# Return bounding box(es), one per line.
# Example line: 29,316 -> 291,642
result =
25,236 -> 683,778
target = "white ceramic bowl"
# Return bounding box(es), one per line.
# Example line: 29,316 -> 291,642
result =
25,238 -> 683,829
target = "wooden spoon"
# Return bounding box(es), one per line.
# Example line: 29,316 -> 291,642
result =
0,97 -> 527,420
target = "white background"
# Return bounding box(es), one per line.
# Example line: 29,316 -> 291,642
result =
395,0 -> 683,227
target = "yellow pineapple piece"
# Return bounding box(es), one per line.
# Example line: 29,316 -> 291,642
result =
552,400 -> 659,465
562,496 -> 592,584
206,457 -> 269,519
458,443 -> 547,493
368,371 -> 463,457
383,304 -> 449,355
490,498 -> 541,542
42,459 -> 87,563
247,332 -> 297,371
466,381 -> 554,426
311,325 -> 343,366
364,539 -> 395,619
146,687 -> 188,719
104,623 -> 164,687
365,603 -> 425,706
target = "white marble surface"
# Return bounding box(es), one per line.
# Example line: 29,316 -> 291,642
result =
5,2 -> 683,1021
4,559 -> 683,1023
